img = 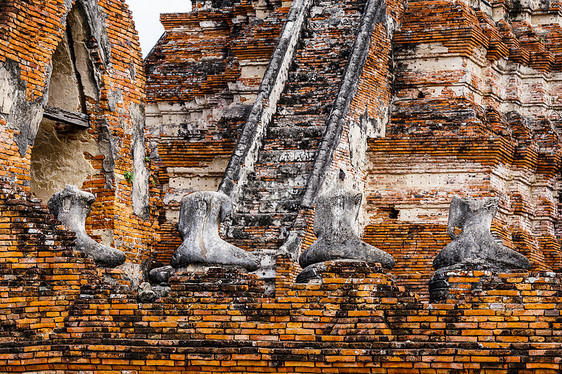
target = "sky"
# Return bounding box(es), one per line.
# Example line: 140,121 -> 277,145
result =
127,0 -> 192,57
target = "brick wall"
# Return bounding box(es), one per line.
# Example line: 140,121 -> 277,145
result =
364,0 -> 562,292
0,0 -> 560,372
0,180 -> 99,345
144,1 -> 287,266
1,258 -> 561,372
0,0 -> 158,282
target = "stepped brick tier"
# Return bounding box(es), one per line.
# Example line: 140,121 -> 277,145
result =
1,255 -> 562,373
365,0 -> 562,298
0,0 -> 562,372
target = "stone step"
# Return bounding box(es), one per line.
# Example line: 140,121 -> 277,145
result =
228,0 -> 366,249
262,137 -> 321,152
236,184 -> 306,202
227,212 -> 298,233
254,161 -> 313,177
256,149 -> 317,163
234,197 -> 302,214
266,119 -> 324,132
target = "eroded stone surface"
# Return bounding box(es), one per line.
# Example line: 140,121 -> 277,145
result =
149,265 -> 176,284
31,119 -> 99,202
433,196 -> 531,271
137,282 -> 158,303
170,191 -> 259,270
48,185 -> 126,267
299,186 -> 395,269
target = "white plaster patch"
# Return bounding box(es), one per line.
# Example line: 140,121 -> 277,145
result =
0,65 -> 16,115
240,63 -> 267,79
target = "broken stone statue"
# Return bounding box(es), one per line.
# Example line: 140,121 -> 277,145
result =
137,282 -> 158,303
170,191 -> 259,271
297,186 -> 395,281
149,265 -> 175,284
48,185 -> 126,267
433,196 -> 531,271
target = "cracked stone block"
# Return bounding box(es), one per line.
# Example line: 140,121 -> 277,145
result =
170,191 -> 259,271
299,186 -> 395,270
48,185 -> 126,268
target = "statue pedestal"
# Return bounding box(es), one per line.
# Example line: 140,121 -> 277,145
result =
296,260 -> 395,286
429,268 -> 530,303
168,265 -> 267,296
288,260 -> 417,308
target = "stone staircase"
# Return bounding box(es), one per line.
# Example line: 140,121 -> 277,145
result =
225,0 -> 366,254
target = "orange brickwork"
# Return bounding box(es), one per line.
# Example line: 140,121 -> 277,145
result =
145,1 -> 287,263
0,180 -> 99,344
0,0 -> 159,278
363,222 -> 450,300
0,258 -> 561,373
0,0 -> 561,372
364,0 -> 562,292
